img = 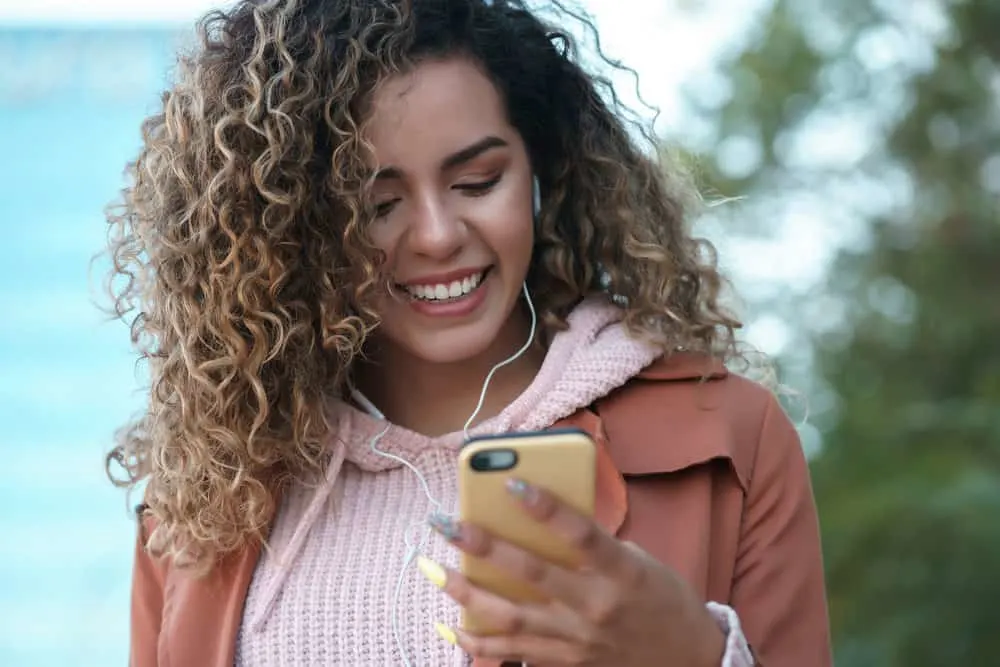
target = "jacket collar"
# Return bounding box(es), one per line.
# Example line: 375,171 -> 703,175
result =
635,350 -> 728,381
596,351 -> 752,491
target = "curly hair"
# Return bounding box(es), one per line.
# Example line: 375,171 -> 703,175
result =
104,0 -> 742,572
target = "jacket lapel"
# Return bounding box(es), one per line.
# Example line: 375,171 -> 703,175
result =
556,408 -> 628,536
162,528 -> 262,666
596,352 -> 750,490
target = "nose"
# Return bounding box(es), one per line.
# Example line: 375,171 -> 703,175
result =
405,194 -> 465,260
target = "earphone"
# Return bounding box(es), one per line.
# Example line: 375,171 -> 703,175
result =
350,177 -> 542,666
532,175 -> 541,219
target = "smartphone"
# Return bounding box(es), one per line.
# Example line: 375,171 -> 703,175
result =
457,428 -> 597,635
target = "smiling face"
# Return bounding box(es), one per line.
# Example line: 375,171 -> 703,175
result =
363,57 -> 536,366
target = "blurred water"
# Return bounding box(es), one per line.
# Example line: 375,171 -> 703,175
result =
0,27 -> 184,667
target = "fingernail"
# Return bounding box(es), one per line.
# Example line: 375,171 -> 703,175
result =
434,621 -> 458,645
428,511 -> 461,541
506,477 -> 537,502
417,555 -> 447,589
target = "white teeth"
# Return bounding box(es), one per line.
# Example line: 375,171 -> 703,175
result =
404,270 -> 485,301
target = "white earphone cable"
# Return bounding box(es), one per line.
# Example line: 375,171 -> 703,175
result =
462,282 -> 537,438
363,177 -> 542,665
356,281 -> 537,666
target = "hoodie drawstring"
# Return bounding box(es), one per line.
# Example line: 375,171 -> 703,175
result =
249,439 -> 348,633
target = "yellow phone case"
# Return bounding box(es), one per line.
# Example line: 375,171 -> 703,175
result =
457,428 -> 596,635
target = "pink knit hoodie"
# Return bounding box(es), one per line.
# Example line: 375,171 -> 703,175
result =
235,297 -> 753,666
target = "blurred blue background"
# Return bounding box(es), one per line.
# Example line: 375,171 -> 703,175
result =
0,27 -> 182,667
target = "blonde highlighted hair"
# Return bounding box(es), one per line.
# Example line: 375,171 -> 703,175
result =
105,0 -> 742,572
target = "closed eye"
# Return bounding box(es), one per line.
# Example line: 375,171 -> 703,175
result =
454,174 -> 502,195
374,199 -> 400,218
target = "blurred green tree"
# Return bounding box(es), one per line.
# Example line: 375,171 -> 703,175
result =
676,0 -> 1000,664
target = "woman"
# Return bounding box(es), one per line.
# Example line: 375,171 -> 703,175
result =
106,0 -> 831,665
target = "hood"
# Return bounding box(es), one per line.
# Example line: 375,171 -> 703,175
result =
329,295 -> 663,471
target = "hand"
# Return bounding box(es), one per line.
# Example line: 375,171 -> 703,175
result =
422,478 -> 726,666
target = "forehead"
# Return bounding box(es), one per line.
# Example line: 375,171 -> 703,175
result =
365,57 -> 514,166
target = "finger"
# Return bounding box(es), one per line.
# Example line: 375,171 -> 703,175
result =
454,628 -> 591,667
429,513 -> 598,612
417,555 -> 582,640
621,539 -> 657,563
506,478 -> 642,585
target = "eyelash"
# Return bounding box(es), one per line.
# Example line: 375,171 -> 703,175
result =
455,173 -> 502,195
374,200 -> 398,218
373,174 -> 502,218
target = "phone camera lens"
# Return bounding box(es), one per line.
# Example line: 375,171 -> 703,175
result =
470,449 -> 518,472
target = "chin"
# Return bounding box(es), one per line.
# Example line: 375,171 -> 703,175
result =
397,315 -> 509,365
408,335 -> 494,365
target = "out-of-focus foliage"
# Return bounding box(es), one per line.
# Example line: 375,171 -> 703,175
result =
682,0 -> 1000,664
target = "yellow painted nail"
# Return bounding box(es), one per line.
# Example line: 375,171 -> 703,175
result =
417,555 -> 447,589
434,621 -> 458,646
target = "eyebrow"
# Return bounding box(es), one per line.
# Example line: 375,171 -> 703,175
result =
375,135 -> 509,181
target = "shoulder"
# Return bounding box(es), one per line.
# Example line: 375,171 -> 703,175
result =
596,352 -> 797,493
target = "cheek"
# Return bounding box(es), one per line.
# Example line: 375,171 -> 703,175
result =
367,226 -> 401,273
501,212 -> 535,269
367,224 -> 393,255
486,186 -> 535,271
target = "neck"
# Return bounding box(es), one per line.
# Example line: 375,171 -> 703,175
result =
354,308 -> 545,437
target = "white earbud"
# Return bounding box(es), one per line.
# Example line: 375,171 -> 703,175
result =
532,175 -> 541,217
